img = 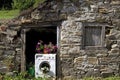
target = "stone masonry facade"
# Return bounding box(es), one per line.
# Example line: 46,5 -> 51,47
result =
60,0 -> 120,79
0,0 -> 120,79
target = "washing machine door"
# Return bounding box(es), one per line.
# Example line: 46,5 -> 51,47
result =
39,61 -> 50,73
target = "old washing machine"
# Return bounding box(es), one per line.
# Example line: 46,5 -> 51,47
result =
35,54 -> 56,78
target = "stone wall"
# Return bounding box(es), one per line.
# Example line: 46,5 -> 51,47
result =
60,0 -> 120,79
0,0 -> 120,79
0,24 -> 22,75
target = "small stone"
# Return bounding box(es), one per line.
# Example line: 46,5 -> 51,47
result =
74,57 -> 83,63
111,44 -> 119,49
111,1 -> 120,5
110,48 -> 119,53
6,29 -> 17,36
0,25 -> 7,31
85,69 -> 94,77
0,66 -> 8,73
88,57 -> 98,64
98,7 -> 108,14
63,76 -> 74,80
101,72 -> 113,78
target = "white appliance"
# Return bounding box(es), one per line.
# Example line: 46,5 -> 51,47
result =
35,54 -> 56,78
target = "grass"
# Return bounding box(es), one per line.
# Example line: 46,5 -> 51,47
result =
1,74 -> 120,80
0,72 -> 50,80
0,9 -> 19,19
0,0 -> 45,19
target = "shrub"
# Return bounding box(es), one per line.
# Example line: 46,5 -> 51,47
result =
12,0 -> 35,11
3,71 -> 49,80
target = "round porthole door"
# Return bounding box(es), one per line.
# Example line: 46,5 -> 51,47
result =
40,61 -> 50,73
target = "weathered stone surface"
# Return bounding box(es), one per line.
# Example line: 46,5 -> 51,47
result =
63,76 -> 75,80
101,72 -> 113,78
111,1 -> 120,5
110,48 -> 119,53
0,24 -> 7,32
60,54 -> 70,59
111,44 -> 119,48
0,51 -> 3,56
6,29 -> 17,36
85,68 -> 101,77
4,50 -> 15,56
74,57 -> 83,63
88,57 -> 98,64
0,67 -> 8,73
0,0 -> 120,79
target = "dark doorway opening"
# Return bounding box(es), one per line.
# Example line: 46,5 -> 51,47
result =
25,27 -> 57,71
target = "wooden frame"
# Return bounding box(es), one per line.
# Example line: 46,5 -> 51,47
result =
20,25 -> 61,72
83,23 -> 106,50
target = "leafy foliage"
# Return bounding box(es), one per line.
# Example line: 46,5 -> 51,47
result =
12,0 -> 35,11
0,0 -> 45,11
1,72 -> 49,80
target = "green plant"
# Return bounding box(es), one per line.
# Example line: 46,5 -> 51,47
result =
3,71 -> 50,80
12,0 -> 45,11
12,0 -> 35,11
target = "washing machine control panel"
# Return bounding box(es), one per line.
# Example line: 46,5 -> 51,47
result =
36,54 -> 56,60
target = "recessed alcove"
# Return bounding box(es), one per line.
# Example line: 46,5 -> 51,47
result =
20,25 -> 60,73
25,27 -> 57,70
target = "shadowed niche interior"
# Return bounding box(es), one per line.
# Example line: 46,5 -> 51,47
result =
25,27 -> 57,71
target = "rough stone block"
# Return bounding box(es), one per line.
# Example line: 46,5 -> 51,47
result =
0,67 -> 8,73
111,1 -> 120,5
4,50 -> 15,56
0,25 -> 7,31
85,68 -> 101,77
106,34 -> 116,40
60,50 -> 68,54
62,68 -> 74,76
63,76 -> 74,80
60,54 -> 70,58
68,46 -> 80,53
6,29 -> 17,36
110,48 -> 119,53
69,38 -> 81,43
97,53 -> 108,58
0,45 -> 6,50
88,57 -> 98,64
111,44 -> 119,48
99,57 -> 111,64
0,50 -> 3,56
101,72 -> 113,78
61,40 -> 67,44
59,14 -> 67,20
85,69 -> 94,77
75,31 -> 83,36
74,57 -> 83,63
98,7 -> 108,14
